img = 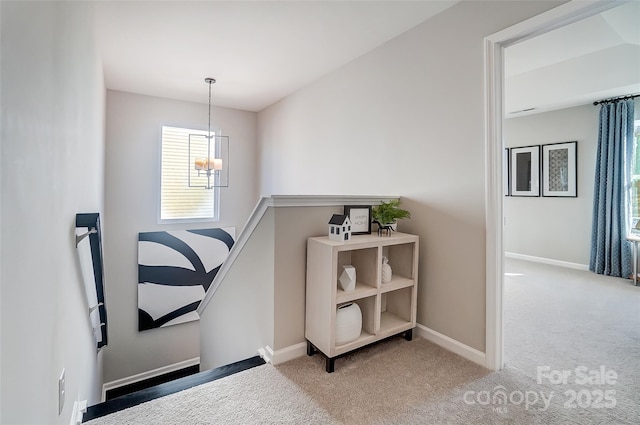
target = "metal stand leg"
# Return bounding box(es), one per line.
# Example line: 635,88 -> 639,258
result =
326,357 -> 335,373
404,328 -> 413,341
306,341 -> 317,356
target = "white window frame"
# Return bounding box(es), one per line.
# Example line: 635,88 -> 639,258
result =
158,125 -> 221,224
630,119 -> 640,229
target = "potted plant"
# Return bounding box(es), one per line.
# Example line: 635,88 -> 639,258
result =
372,200 -> 411,236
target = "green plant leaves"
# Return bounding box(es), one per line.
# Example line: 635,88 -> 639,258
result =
371,200 -> 411,224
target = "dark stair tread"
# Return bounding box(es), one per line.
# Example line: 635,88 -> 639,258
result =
105,364 -> 200,401
83,356 -> 266,422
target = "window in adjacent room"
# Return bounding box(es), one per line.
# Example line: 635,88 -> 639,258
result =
160,125 -> 219,222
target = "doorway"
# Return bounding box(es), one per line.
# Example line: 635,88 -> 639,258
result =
484,0 -> 630,371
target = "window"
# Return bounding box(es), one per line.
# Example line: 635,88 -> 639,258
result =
630,119 -> 640,226
160,126 -> 219,221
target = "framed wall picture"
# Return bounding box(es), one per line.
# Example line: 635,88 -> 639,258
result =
542,141 -> 577,197
504,148 -> 510,196
343,205 -> 371,235
510,145 -> 540,197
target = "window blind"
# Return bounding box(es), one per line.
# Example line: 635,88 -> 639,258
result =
161,126 -> 216,220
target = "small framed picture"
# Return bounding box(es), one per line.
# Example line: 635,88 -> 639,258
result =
343,205 -> 371,235
542,141 -> 577,197
510,145 -> 540,197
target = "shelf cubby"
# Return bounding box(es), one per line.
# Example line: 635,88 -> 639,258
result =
379,286 -> 414,337
335,295 -> 377,355
336,247 -> 378,289
383,242 -> 416,281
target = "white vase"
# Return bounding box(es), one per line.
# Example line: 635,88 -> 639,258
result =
339,265 -> 356,291
382,256 -> 392,284
335,303 -> 362,345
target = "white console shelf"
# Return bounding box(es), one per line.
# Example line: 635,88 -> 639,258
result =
305,232 -> 418,372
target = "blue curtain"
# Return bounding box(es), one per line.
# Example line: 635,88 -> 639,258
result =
590,99 -> 635,278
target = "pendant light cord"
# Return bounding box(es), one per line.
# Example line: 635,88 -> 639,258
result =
208,80 -> 212,139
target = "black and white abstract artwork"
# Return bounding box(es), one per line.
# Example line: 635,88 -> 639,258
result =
548,148 -> 569,192
542,141 -> 577,197
138,227 -> 235,331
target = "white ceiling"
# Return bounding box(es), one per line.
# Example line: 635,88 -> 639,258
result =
94,1 -> 459,112
505,1 -> 640,116
95,1 -> 640,115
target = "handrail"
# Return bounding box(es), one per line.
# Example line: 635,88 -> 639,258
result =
196,195 -> 398,314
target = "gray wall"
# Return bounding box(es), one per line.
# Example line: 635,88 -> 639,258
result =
257,1 -> 562,353
504,104 -> 599,265
504,99 -> 640,265
1,2 -> 106,423
103,90 -> 258,382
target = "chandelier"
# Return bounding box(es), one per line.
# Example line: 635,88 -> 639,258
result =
188,78 -> 229,189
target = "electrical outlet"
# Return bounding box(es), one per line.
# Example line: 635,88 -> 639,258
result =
58,368 -> 65,415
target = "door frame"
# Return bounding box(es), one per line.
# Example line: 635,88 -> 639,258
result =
484,0 -> 622,371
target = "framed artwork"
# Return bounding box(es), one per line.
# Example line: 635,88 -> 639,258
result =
542,141 -> 577,197
510,145 -> 540,197
137,227 -> 235,331
343,205 -> 371,235
504,148 -> 510,196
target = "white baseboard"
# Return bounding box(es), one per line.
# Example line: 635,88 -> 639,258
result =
101,357 -> 200,402
416,324 -> 486,367
272,342 -> 307,365
264,330 -> 487,370
258,342 -> 307,365
505,252 -> 589,271
69,400 -> 87,425
257,346 -> 274,364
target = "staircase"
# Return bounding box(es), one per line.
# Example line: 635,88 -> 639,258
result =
82,356 -> 266,422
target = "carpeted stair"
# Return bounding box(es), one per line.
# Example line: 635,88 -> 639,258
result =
83,356 -> 266,422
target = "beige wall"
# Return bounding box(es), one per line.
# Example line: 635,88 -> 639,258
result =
103,90 -> 258,382
200,209 -> 275,370
198,196 -> 398,369
1,2 -> 106,423
273,206 -> 343,349
200,201 -> 390,367
258,1 -> 563,352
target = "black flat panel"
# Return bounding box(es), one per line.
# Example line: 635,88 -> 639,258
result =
105,365 -> 200,400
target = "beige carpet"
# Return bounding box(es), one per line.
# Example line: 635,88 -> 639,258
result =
87,259 -> 640,424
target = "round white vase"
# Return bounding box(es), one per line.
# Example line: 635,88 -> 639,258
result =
335,303 -> 362,345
